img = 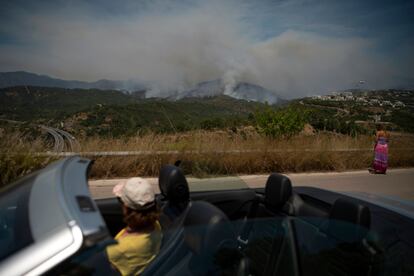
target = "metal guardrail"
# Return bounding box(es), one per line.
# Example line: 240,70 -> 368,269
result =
27,148 -> 414,157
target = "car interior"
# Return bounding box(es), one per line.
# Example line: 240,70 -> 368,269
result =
95,163 -> 407,276
3,156 -> 413,276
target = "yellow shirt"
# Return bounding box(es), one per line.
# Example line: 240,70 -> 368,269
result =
106,221 -> 162,276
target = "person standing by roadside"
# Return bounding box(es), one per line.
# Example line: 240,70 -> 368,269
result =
370,124 -> 389,174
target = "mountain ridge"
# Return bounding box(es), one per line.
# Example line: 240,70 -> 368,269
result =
0,71 -> 145,91
0,71 -> 281,104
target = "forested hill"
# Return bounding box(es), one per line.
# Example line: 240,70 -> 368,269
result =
0,86 -> 144,120
0,86 -> 269,136
2,86 -> 413,137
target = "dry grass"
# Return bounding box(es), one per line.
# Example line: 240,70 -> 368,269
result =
0,132 -> 58,187
80,129 -> 376,152
1,129 -> 414,186
83,130 -> 414,178
88,148 -> 414,179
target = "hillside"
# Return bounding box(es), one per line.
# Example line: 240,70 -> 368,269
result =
0,71 -> 282,104
0,86 -> 144,120
300,89 -> 414,133
1,86 -> 413,137
0,86 -> 268,136
0,71 -> 145,91
63,95 -> 267,136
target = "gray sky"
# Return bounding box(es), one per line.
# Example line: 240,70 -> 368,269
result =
1,0 -> 413,98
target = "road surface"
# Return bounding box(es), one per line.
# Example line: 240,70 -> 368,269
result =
89,168 -> 414,201
41,126 -> 65,152
40,125 -> 80,152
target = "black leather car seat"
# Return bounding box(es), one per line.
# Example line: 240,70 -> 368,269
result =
263,173 -> 293,215
177,201 -> 246,276
158,164 -> 190,229
303,198 -> 383,276
142,165 -> 191,276
239,173 -> 295,275
240,172 -> 293,228
327,198 -> 371,242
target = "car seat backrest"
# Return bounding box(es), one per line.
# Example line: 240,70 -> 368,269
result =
264,173 -> 292,213
301,198 -> 377,276
158,165 -> 190,229
327,198 -> 371,243
238,173 -> 292,247
184,201 -> 235,255
238,174 -> 294,275
243,216 -> 286,275
159,165 -> 190,205
183,201 -> 243,275
330,198 -> 371,228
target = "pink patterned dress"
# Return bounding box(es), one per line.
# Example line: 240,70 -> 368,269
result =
373,137 -> 388,174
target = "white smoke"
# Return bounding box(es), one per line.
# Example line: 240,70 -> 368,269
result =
223,70 -> 238,96
0,0 -> 412,98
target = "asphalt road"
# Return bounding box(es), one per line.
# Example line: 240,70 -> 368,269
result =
40,125 -> 80,152
89,168 -> 414,201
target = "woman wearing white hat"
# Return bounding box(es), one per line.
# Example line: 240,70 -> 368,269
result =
106,177 -> 162,275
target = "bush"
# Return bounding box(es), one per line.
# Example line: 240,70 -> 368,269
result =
0,132 -> 56,187
255,107 -> 306,138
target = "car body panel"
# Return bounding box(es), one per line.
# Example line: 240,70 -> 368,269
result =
0,156 -> 111,275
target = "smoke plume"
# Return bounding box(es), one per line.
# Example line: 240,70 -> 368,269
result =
0,0 -> 412,98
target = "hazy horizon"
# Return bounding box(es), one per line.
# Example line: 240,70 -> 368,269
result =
2,70 -> 413,101
1,0 -> 413,98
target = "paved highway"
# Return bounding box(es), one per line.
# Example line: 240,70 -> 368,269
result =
40,125 -> 79,152
41,126 -> 65,152
89,168 -> 414,201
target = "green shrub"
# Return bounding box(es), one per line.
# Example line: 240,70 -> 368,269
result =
255,106 -> 306,138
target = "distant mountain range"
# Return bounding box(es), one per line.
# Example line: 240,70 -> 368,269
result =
0,71 -> 281,103
0,71 -> 145,92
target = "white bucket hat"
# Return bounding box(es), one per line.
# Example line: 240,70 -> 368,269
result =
112,177 -> 155,210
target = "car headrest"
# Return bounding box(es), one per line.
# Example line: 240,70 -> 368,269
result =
183,201 -> 235,256
158,165 -> 190,204
329,198 -> 371,228
264,173 -> 292,210
328,198 -> 371,242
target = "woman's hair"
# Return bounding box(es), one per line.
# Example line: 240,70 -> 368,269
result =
376,124 -> 384,131
123,204 -> 159,232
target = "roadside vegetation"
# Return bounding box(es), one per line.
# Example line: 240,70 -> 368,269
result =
81,130 -> 414,179
1,129 -> 414,187
0,132 -> 57,187
1,87 -> 413,187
